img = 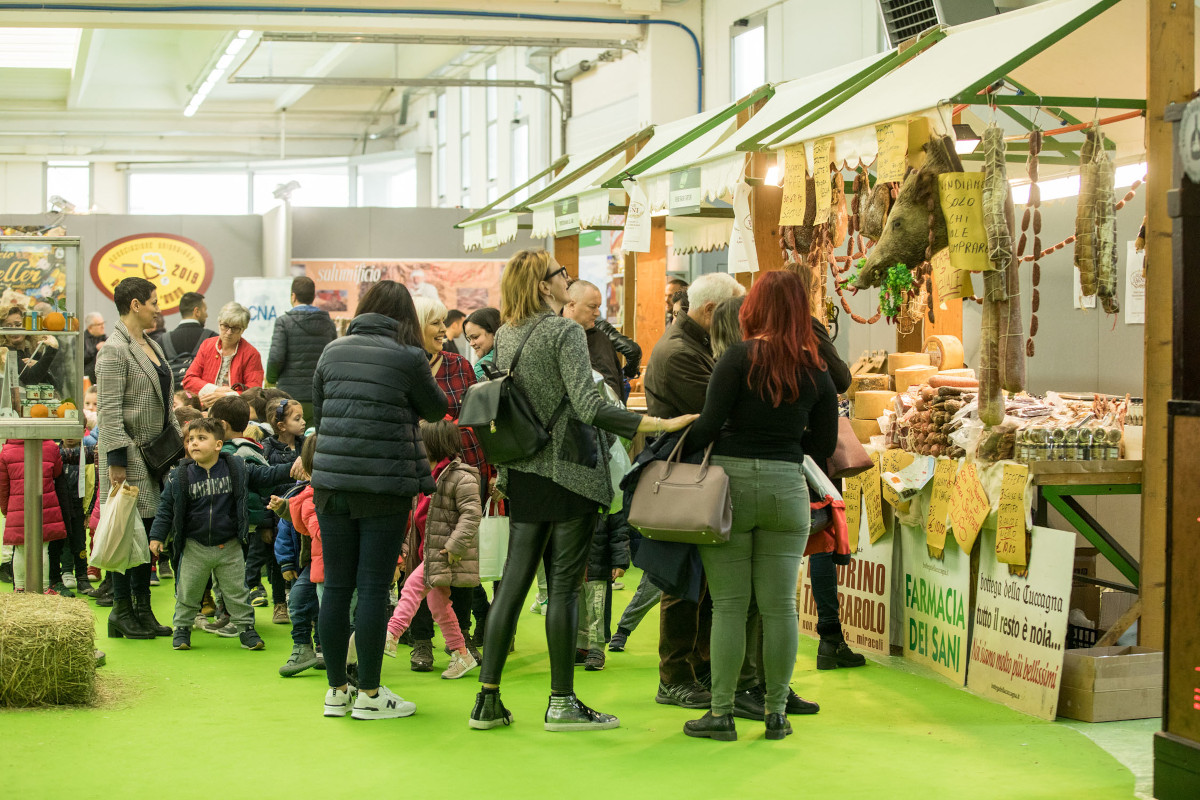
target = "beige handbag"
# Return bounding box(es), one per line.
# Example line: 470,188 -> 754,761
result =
627,431 -> 732,545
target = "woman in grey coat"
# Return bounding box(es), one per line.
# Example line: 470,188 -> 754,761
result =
96,277 -> 181,640
469,250 -> 695,733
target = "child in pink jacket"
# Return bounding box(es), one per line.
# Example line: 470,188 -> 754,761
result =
0,439 -> 66,592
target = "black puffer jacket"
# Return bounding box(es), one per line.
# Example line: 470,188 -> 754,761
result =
266,306 -> 338,402
311,313 -> 448,497
587,513 -> 631,580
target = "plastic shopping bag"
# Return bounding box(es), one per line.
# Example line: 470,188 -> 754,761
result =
608,438 -> 633,514
477,500 -> 510,582
89,482 -> 150,572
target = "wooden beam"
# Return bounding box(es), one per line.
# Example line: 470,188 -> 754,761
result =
630,217 -> 668,363
750,151 -> 784,281
1142,0 -> 1193,649
554,235 -> 579,280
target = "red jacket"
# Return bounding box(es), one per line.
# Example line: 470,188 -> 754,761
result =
0,439 -> 66,546
289,485 -> 323,583
181,336 -> 265,395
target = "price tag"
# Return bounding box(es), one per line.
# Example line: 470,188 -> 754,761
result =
880,448 -> 915,507
779,146 -> 808,226
554,196 -> 580,238
668,167 -> 701,216
949,462 -> 990,554
932,250 -> 961,309
925,458 -> 959,549
813,137 -> 835,219
862,453 -> 887,543
937,172 -> 991,272
844,474 -> 862,552
875,121 -> 909,184
995,462 -> 1029,566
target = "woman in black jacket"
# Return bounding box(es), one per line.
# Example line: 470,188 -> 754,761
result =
312,280 -> 448,721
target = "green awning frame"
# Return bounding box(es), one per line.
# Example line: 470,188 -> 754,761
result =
454,154 -> 570,229
512,125 -> 655,213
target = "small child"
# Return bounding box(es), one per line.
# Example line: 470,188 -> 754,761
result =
148,417 -> 294,650
575,514 -> 631,670
263,398 -> 306,466
273,435 -> 321,677
0,439 -> 66,593
53,436 -> 97,595
384,418 -> 482,680
174,406 -> 203,428
173,390 -> 201,411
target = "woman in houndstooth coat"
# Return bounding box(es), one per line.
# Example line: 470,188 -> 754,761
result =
96,277 -> 181,640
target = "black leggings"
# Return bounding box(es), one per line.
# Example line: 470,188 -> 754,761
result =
479,514 -> 596,693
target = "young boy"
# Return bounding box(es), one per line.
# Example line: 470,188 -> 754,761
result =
209,395 -> 291,622
149,418 -> 295,651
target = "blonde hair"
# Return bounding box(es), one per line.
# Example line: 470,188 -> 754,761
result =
500,249 -> 554,323
412,295 -> 449,329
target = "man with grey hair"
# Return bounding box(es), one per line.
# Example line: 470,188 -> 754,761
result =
83,311 -> 107,383
564,280 -> 641,400
640,270 -> 744,710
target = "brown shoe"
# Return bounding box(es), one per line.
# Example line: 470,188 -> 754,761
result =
272,603 -> 290,625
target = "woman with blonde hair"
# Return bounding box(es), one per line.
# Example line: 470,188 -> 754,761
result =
469,249 -> 696,732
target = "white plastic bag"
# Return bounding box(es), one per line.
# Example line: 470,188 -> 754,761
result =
477,499 -> 510,582
89,482 -> 150,572
608,439 -> 633,514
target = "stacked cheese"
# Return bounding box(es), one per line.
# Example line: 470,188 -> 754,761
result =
851,389 -> 896,443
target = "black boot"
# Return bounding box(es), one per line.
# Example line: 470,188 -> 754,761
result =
683,711 -> 737,742
765,712 -> 793,740
94,574 -> 114,607
816,622 -> 866,670
108,599 -> 156,639
134,594 -> 171,637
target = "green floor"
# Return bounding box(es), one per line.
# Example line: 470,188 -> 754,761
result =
1,570 -> 1140,799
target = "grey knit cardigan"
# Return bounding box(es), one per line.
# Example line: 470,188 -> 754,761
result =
492,313 -> 641,507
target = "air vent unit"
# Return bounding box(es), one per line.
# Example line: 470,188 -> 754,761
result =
876,0 -> 999,48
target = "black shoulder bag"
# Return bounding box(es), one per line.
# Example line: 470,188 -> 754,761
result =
459,315 -> 568,465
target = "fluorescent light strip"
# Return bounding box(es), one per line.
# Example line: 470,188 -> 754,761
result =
185,31 -> 253,117
1010,161 -> 1146,205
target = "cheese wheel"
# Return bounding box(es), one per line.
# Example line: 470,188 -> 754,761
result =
850,417 -> 882,443
847,372 -> 889,399
887,351 -> 931,377
895,365 -> 938,393
924,334 -> 965,370
853,390 -> 896,420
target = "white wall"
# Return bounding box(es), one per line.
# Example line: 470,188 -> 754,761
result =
0,162 -> 43,214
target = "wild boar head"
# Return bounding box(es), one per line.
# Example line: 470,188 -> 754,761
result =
856,135 -> 963,289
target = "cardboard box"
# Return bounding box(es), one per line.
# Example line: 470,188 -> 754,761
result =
1057,646 -> 1163,722
1098,589 -> 1138,630
1070,584 -> 1102,626
1073,546 -> 1099,581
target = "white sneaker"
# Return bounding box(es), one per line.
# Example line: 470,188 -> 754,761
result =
528,594 -> 548,615
62,573 -> 77,590
351,685 -> 416,720
323,685 -> 356,718
384,632 -> 398,659
441,650 -> 479,680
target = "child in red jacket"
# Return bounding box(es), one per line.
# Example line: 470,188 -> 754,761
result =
0,439 -> 66,592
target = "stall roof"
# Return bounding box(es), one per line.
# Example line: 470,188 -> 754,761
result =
455,155 -> 568,230
515,126 -> 653,213
770,0 -> 1154,167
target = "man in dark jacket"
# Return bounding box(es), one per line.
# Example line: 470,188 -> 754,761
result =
564,280 -> 641,400
266,277 -> 337,418
164,292 -> 217,362
641,271 -> 744,712
83,312 -> 107,384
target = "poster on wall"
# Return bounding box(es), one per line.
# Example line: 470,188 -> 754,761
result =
798,514 -> 894,657
1124,241 -> 1145,324
293,259 -> 503,321
967,526 -> 1073,720
233,278 -> 294,362
0,240 -> 69,308
90,233 -> 214,315
900,523 -> 971,685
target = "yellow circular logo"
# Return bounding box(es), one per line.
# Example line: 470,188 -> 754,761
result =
90,233 -> 213,315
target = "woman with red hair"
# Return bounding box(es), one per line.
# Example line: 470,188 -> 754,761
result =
680,269 -> 839,743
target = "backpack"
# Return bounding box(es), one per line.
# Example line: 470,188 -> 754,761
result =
161,330 -> 205,386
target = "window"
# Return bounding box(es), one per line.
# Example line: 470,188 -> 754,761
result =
485,62 -> 499,184
436,92 -> 447,204
45,160 -> 90,212
128,172 -> 250,215
460,87 -> 471,205
357,158 -> 418,207
251,169 -> 350,213
0,28 -> 81,69
511,120 -> 530,202
731,16 -> 766,101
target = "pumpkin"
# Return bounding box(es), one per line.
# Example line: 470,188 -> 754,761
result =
42,312 -> 66,331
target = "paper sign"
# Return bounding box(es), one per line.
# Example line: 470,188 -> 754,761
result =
879,449 -> 916,507
907,117 -> 931,170
925,458 -> 959,550
669,167 -> 702,216
901,522 -> 971,684
995,462 -> 1029,566
798,519 -> 893,657
862,453 -> 886,543
481,218 -> 499,252
844,474 -> 862,552
728,181 -> 759,274
813,137 -> 834,219
968,526 -> 1074,719
876,121 -> 909,184
621,180 -> 652,253
1125,241 -> 1145,324
937,172 -> 991,272
931,250 -> 960,308
554,196 -> 580,238
949,462 -> 990,554
779,146 -> 808,225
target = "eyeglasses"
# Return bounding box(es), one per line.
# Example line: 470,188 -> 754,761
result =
219,323 -> 244,333
543,266 -> 568,282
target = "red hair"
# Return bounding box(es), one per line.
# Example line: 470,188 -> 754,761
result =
738,270 -> 825,407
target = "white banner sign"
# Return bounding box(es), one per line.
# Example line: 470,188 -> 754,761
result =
900,522 -> 971,685
233,277 -> 294,365
1124,241 -> 1146,325
621,180 -> 652,253
728,181 -> 759,274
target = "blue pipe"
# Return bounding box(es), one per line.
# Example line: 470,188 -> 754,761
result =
0,4 -> 704,112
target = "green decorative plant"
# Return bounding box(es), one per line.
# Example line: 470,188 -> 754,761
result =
879,263 -> 915,321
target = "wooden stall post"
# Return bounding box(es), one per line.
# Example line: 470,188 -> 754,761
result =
625,217 -> 668,362
554,234 -> 580,281
1142,0 -> 1192,650
750,151 -> 784,287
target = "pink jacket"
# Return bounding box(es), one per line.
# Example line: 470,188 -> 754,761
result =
289,485 -> 323,583
0,440 -> 66,546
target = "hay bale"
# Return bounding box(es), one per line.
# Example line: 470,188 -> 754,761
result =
0,593 -> 95,707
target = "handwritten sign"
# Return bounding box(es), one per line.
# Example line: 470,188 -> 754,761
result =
926,458 -> 959,549
779,146 -> 808,225
844,474 -> 862,552
949,462 -> 990,554
813,137 -> 834,219
907,117 -> 931,170
931,249 -> 962,310
996,462 -> 1029,566
937,173 -> 991,273
876,121 -> 909,184
862,453 -> 887,543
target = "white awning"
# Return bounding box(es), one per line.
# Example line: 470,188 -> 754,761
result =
528,149 -> 628,238
668,216 -> 732,255
461,211 -> 519,252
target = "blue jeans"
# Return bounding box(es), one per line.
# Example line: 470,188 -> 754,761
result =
289,565 -> 321,648
700,456 -> 811,716
317,506 -> 409,693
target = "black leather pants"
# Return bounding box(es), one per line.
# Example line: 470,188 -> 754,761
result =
479,513 -> 597,693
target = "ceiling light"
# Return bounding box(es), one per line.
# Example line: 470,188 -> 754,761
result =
953,123 -> 981,155
225,38 -> 248,57
0,28 -> 82,69
216,54 -> 234,70
186,32 -> 246,117
237,29 -> 254,39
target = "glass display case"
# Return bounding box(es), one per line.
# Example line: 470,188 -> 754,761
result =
0,236 -> 85,440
